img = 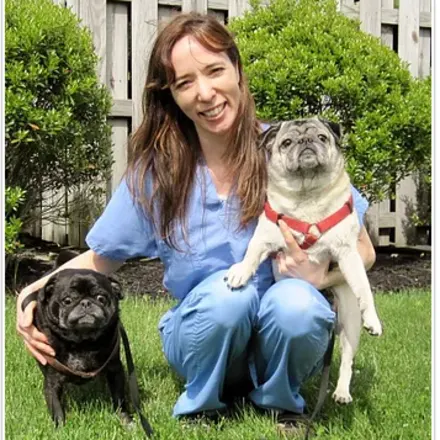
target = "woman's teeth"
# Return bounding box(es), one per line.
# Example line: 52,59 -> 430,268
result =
201,103 -> 225,118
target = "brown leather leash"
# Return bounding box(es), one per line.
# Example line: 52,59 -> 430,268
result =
21,292 -> 154,437
304,328 -> 335,440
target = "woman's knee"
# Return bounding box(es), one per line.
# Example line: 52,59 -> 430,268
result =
259,279 -> 335,339
194,270 -> 260,329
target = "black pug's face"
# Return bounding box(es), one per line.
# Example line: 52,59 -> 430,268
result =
38,269 -> 123,341
260,118 -> 344,176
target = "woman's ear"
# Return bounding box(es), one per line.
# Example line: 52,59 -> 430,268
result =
235,63 -> 241,85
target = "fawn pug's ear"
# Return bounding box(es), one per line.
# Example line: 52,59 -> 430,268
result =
318,118 -> 342,145
258,123 -> 282,152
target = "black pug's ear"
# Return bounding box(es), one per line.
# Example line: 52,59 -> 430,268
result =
38,273 -> 60,305
108,275 -> 124,300
318,118 -> 342,144
258,123 -> 281,152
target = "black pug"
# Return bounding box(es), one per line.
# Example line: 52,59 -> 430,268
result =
32,251 -> 131,426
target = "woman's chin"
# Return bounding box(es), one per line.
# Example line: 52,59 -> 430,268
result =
198,115 -> 235,137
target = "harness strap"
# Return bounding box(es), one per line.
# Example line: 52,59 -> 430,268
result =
264,195 -> 354,250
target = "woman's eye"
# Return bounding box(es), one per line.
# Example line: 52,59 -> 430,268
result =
62,297 -> 72,306
96,295 -> 106,304
175,80 -> 190,90
210,67 -> 224,75
318,134 -> 328,142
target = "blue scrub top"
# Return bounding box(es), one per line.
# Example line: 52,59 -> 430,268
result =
86,161 -> 369,301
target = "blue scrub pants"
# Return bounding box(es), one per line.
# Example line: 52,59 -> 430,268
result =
158,270 -> 335,417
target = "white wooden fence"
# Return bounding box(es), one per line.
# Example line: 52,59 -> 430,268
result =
35,0 -> 431,247
339,0 -> 431,246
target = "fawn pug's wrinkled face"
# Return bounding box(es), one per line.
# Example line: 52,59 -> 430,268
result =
39,269 -> 123,343
261,118 -> 344,180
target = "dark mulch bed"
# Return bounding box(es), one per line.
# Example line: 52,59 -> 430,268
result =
5,235 -> 431,297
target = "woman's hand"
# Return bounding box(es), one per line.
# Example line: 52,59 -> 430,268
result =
16,289 -> 55,365
276,220 -> 330,288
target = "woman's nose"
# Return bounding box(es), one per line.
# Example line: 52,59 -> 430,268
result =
196,77 -> 216,101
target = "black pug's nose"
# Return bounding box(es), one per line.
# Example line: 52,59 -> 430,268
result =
80,299 -> 92,310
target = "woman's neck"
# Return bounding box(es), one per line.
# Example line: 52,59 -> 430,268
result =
197,128 -> 228,165
197,129 -> 233,197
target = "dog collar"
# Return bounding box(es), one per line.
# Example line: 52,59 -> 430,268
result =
45,326 -> 121,379
264,194 -> 354,250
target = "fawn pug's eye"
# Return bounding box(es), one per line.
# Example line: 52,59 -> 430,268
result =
281,139 -> 292,148
318,134 -> 328,142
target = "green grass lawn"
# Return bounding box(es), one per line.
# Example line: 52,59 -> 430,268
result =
5,290 -> 431,439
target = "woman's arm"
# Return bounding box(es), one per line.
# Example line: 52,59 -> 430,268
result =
317,226 -> 376,290
16,250 -> 124,364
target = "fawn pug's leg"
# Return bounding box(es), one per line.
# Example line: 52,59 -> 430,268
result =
331,283 -> 362,404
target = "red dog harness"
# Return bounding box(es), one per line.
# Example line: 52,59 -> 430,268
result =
264,195 -> 354,250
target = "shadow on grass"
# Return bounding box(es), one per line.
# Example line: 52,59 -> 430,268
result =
135,359 -> 184,395
62,362 -> 172,414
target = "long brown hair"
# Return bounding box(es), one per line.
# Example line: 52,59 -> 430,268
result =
126,13 -> 267,248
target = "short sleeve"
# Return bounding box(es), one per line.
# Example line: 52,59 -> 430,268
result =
86,179 -> 158,261
351,185 -> 369,227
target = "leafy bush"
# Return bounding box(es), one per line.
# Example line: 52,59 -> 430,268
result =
5,0 -> 113,224
5,187 -> 26,255
230,0 -> 431,203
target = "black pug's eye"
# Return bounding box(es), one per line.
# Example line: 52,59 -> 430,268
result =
318,134 -> 328,142
281,139 -> 292,149
96,295 -> 107,305
62,297 -> 72,306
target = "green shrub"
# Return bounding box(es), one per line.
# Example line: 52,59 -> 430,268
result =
230,0 -> 431,203
5,187 -> 26,255
5,0 -> 113,224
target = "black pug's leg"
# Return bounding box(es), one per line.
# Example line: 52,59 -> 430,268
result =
43,373 -> 65,426
106,359 -> 132,424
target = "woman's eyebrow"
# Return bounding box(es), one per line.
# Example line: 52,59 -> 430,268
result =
174,73 -> 191,83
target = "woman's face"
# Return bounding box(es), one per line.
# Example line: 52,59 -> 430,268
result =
170,36 -> 241,139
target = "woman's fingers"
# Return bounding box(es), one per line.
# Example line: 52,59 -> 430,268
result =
20,299 -> 37,328
24,342 -> 48,365
18,323 -> 54,354
16,291 -> 55,363
276,252 -> 288,275
278,220 -> 308,263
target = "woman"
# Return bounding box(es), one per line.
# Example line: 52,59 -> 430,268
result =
17,12 -> 375,431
